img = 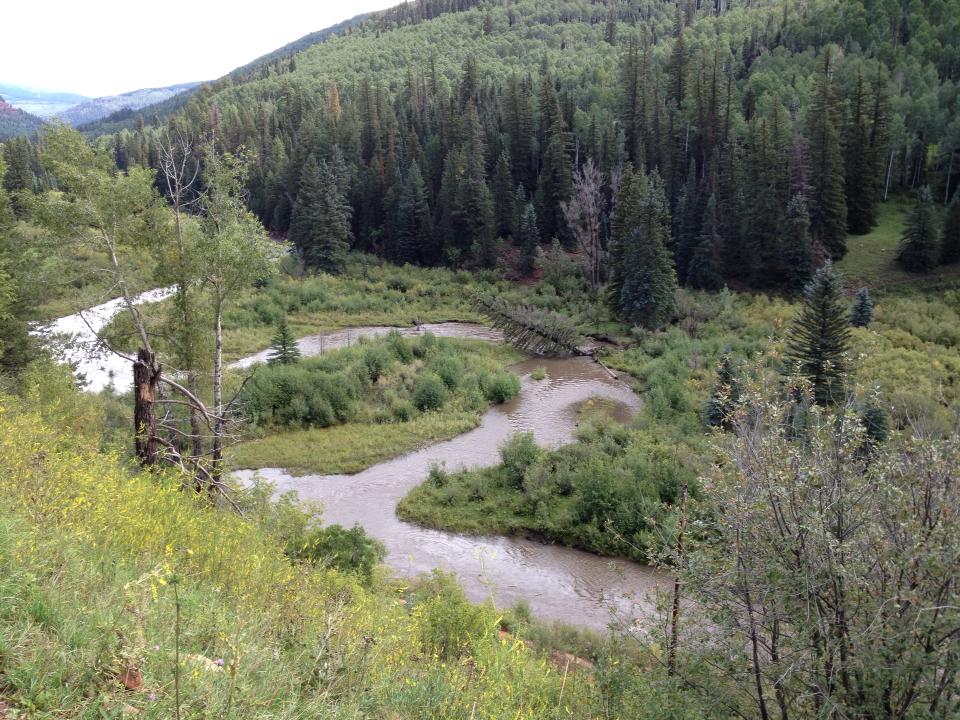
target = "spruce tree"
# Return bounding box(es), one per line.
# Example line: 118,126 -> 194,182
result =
782,193 -> 815,295
268,317 -> 301,365
809,48 -> 848,259
850,287 -> 875,328
897,186 -> 939,273
687,194 -> 724,290
703,352 -> 741,429
940,193 -> 960,265
391,164 -> 430,265
492,151 -> 515,239
289,155 -> 352,274
517,203 -> 540,276
785,262 -> 851,405
616,171 -> 677,330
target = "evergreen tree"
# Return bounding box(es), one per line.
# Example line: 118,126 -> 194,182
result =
850,287 -> 875,328
703,352 -> 741,429
940,193 -> 960,265
289,155 -> 352,274
809,48 -> 848,259
782,193 -> 815,295
845,68 -> 879,234
516,203 -> 539,276
897,186 -> 939,273
687,194 -> 724,290
390,164 -> 430,264
785,262 -> 851,405
537,114 -> 572,245
268,317 -> 302,365
492,151 -> 515,238
614,171 -> 677,330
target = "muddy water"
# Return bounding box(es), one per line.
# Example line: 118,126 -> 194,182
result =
35,287 -> 176,393
233,328 -> 671,629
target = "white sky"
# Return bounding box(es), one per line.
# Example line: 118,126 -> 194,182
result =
1,0 -> 399,98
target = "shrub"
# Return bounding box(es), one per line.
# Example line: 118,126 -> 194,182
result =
290,524 -> 386,584
391,399 -> 415,422
413,372 -> 449,411
483,371 -> 521,403
499,432 -> 542,488
429,353 -> 465,390
412,571 -> 491,660
387,330 -> 414,363
363,345 -> 394,383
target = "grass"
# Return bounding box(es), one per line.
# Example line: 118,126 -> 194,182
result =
837,197 -> 960,292
229,408 -> 483,474
228,335 -> 523,475
0,389 -> 712,719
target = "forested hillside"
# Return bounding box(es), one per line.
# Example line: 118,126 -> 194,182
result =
39,0 -> 951,300
2,1 -> 960,717
0,97 -> 44,140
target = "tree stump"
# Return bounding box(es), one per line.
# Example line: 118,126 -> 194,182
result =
133,348 -> 161,466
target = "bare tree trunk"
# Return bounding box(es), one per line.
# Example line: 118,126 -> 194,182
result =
134,348 -> 161,466
211,300 -> 224,488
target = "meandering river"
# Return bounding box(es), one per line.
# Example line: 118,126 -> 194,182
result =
46,296 -> 672,629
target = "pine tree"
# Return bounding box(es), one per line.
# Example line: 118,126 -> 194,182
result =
537,115 -> 572,245
289,155 -> 352,274
785,262 -> 851,405
616,171 -> 677,330
809,48 -> 848,259
940,193 -> 960,265
845,67 -> 877,234
897,186 -> 939,273
517,203 -> 539,276
687,194 -> 724,290
390,164 -> 430,264
492,151 -> 515,238
850,287 -> 875,328
782,193 -> 815,295
703,352 -> 741,429
268,317 -> 302,365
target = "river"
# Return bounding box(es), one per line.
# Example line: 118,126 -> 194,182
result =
232,324 -> 671,630
45,296 -> 672,630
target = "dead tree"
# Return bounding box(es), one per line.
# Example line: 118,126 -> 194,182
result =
133,348 -> 162,465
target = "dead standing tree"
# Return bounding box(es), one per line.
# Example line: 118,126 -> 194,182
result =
561,157 -> 605,295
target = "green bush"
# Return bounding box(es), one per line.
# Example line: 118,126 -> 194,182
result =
429,353 -> 465,390
411,571 -> 491,660
499,432 -> 542,488
290,524 -> 386,584
483,371 -> 521,403
363,345 -> 394,383
413,372 -> 449,412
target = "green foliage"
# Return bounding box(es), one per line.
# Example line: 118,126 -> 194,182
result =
289,154 -> 352,274
897,186 -> 940,273
267,316 -> 302,365
472,290 -> 582,356
410,571 -> 491,660
482,370 -> 520,403
413,372 -> 449,411
290,523 -> 386,584
499,432 -> 542,488
702,352 -> 741,429
940,193 -> 960,265
809,47 -> 848,259
785,263 -> 852,405
850,286 -> 875,327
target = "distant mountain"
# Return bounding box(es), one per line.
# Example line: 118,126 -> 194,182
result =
0,83 -> 89,118
82,13 -> 369,137
57,82 -> 202,127
0,96 -> 45,139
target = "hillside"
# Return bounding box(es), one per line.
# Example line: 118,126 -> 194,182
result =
0,96 -> 44,139
57,81 -> 202,127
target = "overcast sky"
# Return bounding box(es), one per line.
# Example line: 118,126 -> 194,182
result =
1,0 -> 399,98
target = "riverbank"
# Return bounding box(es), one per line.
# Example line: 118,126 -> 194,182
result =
228,332 -> 522,475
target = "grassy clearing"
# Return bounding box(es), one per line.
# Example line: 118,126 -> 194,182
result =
836,198 -> 960,291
